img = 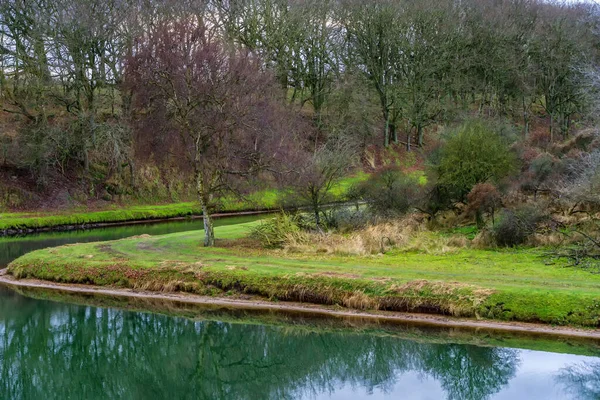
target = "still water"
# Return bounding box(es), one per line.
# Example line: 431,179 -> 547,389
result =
1,285 -> 599,400
0,217 -> 599,399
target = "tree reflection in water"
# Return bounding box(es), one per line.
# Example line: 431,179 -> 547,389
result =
0,286 -> 519,400
557,362 -> 600,400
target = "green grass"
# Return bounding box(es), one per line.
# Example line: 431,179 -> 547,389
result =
8,220 -> 600,328
0,203 -> 203,231
0,174 -> 370,231
444,225 -> 480,240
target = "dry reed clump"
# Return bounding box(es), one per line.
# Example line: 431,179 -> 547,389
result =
284,217 -> 420,255
386,280 -> 494,316
428,210 -> 469,230
447,235 -> 470,248
527,232 -> 567,247
132,279 -> 202,293
283,215 -> 474,255
471,230 -> 496,249
342,291 -> 379,310
401,232 -> 467,255
129,234 -> 152,239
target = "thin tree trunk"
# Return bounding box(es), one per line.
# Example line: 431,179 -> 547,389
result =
384,114 -> 390,148
129,160 -> 136,189
390,122 -> 398,144
522,97 -> 529,139
84,148 -> 90,173
197,171 -> 214,246
417,124 -> 424,147
314,204 -> 321,229
202,202 -> 215,247
562,114 -> 569,140
475,209 -> 484,229
549,115 -> 554,144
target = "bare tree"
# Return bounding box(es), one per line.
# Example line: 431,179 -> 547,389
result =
287,138 -> 356,229
558,148 -> 600,211
126,18 -> 295,246
555,148 -> 600,263
342,0 -> 403,147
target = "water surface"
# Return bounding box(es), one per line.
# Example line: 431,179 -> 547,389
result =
0,285 -> 599,400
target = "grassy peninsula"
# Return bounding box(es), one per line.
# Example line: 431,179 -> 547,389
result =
8,219 -> 600,328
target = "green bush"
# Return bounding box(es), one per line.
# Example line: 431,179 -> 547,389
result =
436,120 -> 517,201
359,167 -> 421,217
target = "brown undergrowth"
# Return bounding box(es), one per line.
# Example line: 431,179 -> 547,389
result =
282,215 -> 469,256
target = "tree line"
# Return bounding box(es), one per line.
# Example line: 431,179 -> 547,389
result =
1,0 -> 599,245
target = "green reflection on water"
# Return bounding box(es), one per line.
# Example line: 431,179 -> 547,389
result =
1,285 -> 599,400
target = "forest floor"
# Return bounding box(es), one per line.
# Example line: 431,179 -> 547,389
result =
7,219 -> 600,328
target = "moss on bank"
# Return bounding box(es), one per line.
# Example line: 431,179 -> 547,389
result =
8,220 -> 600,328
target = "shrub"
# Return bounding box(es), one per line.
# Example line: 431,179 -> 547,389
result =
418,181 -> 455,220
250,213 -> 305,248
435,120 -> 517,201
466,183 -> 502,227
558,149 -> 600,210
345,183 -> 367,210
359,167 -> 421,217
492,205 -> 547,247
520,153 -> 562,199
320,207 -> 372,232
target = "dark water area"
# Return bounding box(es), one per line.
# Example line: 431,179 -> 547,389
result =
0,214 -> 262,268
1,285 -> 599,400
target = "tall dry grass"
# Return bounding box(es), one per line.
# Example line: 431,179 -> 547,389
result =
284,215 -> 470,256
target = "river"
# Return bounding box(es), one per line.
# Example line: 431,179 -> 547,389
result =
0,217 -> 599,399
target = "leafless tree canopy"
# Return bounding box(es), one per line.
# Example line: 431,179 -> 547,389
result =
126,17 -> 299,245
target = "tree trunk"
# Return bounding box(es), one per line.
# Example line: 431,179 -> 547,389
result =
417,124 -> 424,147
384,114 -> 390,148
475,209 -> 484,229
314,207 -> 321,229
84,147 -> 90,173
549,115 -> 554,144
196,171 -> 215,247
202,202 -> 215,247
522,97 -> 529,139
561,113 -> 569,140
313,197 -> 321,230
129,160 -> 136,189
390,122 -> 398,144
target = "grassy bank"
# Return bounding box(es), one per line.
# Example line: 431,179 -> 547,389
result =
0,203 -> 203,232
8,220 -> 600,328
0,174 -> 368,232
